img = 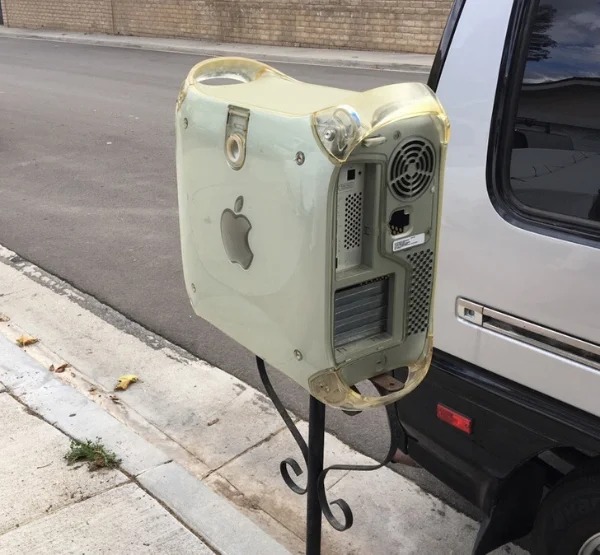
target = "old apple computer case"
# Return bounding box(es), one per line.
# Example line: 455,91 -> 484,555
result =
176,58 -> 449,410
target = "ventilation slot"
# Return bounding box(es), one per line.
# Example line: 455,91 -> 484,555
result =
343,192 -> 363,250
334,276 -> 389,348
406,250 -> 434,336
389,138 -> 435,200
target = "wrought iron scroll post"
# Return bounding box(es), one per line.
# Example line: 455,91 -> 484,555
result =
257,356 -> 401,555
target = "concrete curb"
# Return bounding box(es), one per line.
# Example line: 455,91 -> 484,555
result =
0,335 -> 289,555
139,462 -> 288,555
0,27 -> 433,73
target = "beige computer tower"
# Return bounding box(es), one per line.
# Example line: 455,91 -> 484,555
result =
176,58 -> 449,410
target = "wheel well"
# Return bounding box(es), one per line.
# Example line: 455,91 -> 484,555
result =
536,446 -> 597,490
531,455 -> 600,555
474,447 -> 599,555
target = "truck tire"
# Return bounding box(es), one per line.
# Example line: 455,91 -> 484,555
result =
532,469 -> 600,555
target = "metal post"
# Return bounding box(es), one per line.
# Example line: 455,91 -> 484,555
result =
257,356 -> 401,553
305,395 -> 326,555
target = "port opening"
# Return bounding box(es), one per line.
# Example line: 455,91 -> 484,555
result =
388,209 -> 410,236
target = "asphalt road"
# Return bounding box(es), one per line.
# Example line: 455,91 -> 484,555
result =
0,37 -> 476,518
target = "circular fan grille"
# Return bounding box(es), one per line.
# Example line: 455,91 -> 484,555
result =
388,139 -> 435,200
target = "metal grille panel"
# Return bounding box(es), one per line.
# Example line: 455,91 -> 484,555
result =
334,276 -> 389,348
343,192 -> 363,250
406,250 -> 434,336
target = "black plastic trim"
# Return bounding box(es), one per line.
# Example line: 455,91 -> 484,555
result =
427,0 -> 467,92
394,349 -> 600,512
486,0 -> 600,247
430,350 -> 600,443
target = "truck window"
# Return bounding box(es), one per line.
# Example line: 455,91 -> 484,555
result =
506,0 -> 600,233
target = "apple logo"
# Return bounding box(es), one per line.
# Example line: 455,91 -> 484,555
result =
220,195 -> 253,270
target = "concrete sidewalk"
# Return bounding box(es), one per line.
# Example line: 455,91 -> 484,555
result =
0,389 -> 210,554
0,246 -> 524,554
0,27 -> 433,73
0,335 -> 289,555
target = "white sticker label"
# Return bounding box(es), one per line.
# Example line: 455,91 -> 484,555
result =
392,233 -> 426,252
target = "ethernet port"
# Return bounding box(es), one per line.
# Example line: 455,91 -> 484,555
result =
389,209 -> 410,236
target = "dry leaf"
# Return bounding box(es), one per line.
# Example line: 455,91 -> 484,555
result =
114,374 -> 138,391
0,314 -> 9,322
50,363 -> 69,373
16,335 -> 38,347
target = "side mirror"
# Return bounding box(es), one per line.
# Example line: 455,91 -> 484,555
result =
176,57 -> 449,410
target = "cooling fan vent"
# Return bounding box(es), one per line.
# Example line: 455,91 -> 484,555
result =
388,138 -> 435,200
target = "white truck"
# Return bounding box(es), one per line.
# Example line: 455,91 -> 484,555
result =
393,0 -> 600,553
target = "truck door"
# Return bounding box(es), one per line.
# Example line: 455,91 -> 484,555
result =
433,0 -> 600,416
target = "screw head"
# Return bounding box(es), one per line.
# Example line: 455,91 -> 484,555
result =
191,283 -> 196,292
183,118 -> 188,129
295,152 -> 305,165
294,349 -> 303,361
324,129 -> 336,141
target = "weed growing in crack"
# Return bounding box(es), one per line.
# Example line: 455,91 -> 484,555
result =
65,438 -> 120,471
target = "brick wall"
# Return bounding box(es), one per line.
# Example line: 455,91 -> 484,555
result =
1,0 -> 113,33
2,0 -> 452,54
